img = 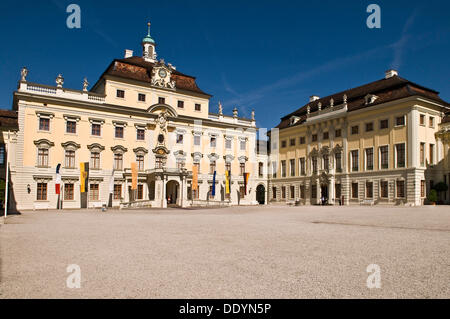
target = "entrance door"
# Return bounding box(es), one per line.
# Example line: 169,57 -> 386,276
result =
256,184 -> 266,205
321,185 -> 329,204
166,181 -> 180,206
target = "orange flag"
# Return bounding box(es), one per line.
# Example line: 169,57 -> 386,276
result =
192,165 -> 198,191
131,162 -> 138,190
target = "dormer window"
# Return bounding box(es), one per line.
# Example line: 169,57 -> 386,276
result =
290,116 -> 300,126
364,94 -> 378,105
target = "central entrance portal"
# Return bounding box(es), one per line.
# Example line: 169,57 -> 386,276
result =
166,180 -> 180,206
321,184 -> 329,204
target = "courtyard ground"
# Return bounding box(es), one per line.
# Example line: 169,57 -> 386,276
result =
0,205 -> 449,299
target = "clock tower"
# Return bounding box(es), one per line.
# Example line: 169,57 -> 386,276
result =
142,22 -> 157,63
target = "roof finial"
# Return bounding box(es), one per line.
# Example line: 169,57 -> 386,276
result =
147,22 -> 151,36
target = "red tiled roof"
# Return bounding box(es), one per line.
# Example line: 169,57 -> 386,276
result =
0,110 -> 18,129
276,75 -> 450,130
101,56 -> 211,97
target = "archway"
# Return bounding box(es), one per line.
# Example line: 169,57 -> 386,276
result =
166,180 -> 180,206
256,184 -> 266,205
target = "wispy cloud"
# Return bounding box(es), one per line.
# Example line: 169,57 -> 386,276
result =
391,8 -> 420,70
223,44 -> 389,109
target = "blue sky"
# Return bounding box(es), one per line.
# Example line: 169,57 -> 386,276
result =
0,0 -> 449,130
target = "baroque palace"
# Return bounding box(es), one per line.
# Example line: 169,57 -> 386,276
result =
1,24 -> 268,210
268,70 -> 450,206
0,25 -> 449,210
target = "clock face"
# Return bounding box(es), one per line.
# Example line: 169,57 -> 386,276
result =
159,69 -> 167,78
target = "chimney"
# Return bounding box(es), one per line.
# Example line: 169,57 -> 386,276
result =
310,95 -> 320,102
385,69 -> 398,79
124,49 -> 133,58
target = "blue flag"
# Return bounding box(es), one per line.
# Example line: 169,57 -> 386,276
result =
212,171 -> 216,196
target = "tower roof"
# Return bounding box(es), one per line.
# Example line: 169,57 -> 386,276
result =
142,22 -> 155,44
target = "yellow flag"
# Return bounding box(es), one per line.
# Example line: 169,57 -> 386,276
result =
225,170 -> 230,194
131,162 -> 138,190
80,162 -> 86,193
192,165 -> 198,191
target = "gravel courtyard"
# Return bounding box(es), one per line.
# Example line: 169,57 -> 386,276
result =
0,205 -> 449,299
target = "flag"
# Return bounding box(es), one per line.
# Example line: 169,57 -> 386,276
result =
131,162 -> 138,190
225,170 -> 231,194
212,171 -> 216,196
80,162 -> 89,193
192,165 -> 198,191
244,172 -> 250,195
55,163 -> 61,194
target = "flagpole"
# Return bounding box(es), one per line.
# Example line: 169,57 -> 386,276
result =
4,130 -> 10,219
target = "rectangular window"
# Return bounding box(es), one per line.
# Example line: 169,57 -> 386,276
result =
272,162 -> 277,178
91,123 -> 101,136
114,184 -> 122,200
137,184 -> 144,200
258,162 -> 264,178
300,185 -> 305,199
114,153 -> 123,170
290,186 -> 295,199
176,134 -> 183,144
429,144 -> 435,164
194,135 -> 201,146
300,157 -> 306,175
39,118 -> 50,131
177,161 -> 185,170
281,160 -> 286,177
116,89 -> 125,98
380,146 -> 389,169
420,114 -> 425,126
396,180 -> 405,198
335,184 -> 341,199
64,183 -> 74,200
396,143 -> 406,168
365,122 -> 374,132
351,150 -> 359,172
290,159 -> 295,177
115,126 -> 124,139
290,138 -> 295,146
89,184 -> 99,201
323,155 -> 329,171
65,150 -> 75,168
299,136 -> 306,144
312,134 -> 318,142
380,181 -> 389,198
323,132 -> 329,140
429,116 -> 435,128
351,125 -> 359,135
421,180 -> 426,198
420,143 -> 425,166
240,163 -> 246,176
158,97 -> 165,104
272,187 -> 277,199
335,153 -> 342,172
37,148 -> 49,167
210,137 -> 217,148
225,162 -> 231,173
366,182 -> 373,198
136,155 -> 144,170
240,140 -> 246,151
91,152 -> 100,169
380,119 -> 389,129
281,186 -> 286,199
195,103 -> 201,111
365,148 -> 373,171
335,129 -> 342,138
225,139 -> 232,149
210,161 -> 216,174
351,182 -> 358,199
239,186 -> 246,199
138,93 -> 146,102
396,116 -> 405,126
311,185 -> 317,199
0,144 -> 5,166
137,128 -> 145,141
281,140 -> 287,148
37,183 -> 47,200
312,156 -> 318,174
66,120 -> 76,134
177,100 -> 184,108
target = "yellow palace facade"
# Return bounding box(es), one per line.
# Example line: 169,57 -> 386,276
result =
8,25 -> 268,210
268,70 -> 450,206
